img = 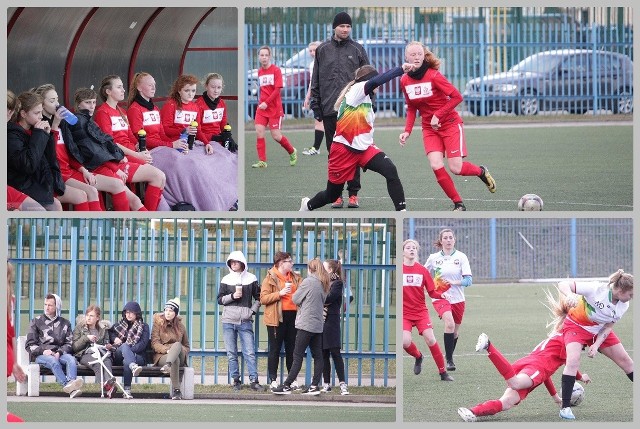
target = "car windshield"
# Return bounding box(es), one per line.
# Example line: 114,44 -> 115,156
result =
510,53 -> 564,73
282,48 -> 312,68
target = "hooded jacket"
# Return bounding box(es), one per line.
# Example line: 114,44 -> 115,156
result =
217,250 -> 261,324
25,294 -> 73,360
72,314 -> 112,358
7,121 -> 65,205
69,109 -> 125,170
108,301 -> 150,356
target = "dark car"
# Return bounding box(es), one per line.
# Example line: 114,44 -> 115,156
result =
463,49 -> 633,116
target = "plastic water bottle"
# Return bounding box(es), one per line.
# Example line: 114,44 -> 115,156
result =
187,121 -> 198,150
137,129 -> 147,151
56,105 -> 78,125
178,129 -> 188,152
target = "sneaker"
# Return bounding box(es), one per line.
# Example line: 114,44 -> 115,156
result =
251,160 -> 267,168
160,363 -> 171,374
413,354 -> 423,375
479,165 -> 496,193
321,384 -> 332,393
233,379 -> 241,391
250,381 -> 262,391
457,407 -> 477,422
302,147 -> 320,155
559,407 -> 576,420
103,377 -> 116,399
476,333 -> 490,352
347,195 -> 359,208
289,148 -> 298,166
447,359 -> 456,371
332,196 -> 344,209
270,380 -> 278,390
339,383 -> 350,396
123,388 -> 133,399
290,380 -> 301,391
229,200 -> 238,211
271,384 -> 292,395
301,385 -> 321,396
63,378 -> 83,394
130,362 -> 143,377
171,388 -> 182,400
440,372 -> 454,381
453,202 -> 467,211
299,197 -> 310,211
69,389 -> 83,398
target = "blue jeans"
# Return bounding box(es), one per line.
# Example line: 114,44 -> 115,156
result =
222,321 -> 258,382
112,343 -> 146,388
35,353 -> 78,386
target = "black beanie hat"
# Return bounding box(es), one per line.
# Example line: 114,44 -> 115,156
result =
333,11 -> 352,29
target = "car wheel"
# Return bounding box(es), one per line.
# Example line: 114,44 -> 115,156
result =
516,91 -> 539,116
613,88 -> 633,114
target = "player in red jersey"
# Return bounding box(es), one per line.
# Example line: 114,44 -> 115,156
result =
195,72 -> 229,150
95,75 -> 166,211
251,46 -> 297,169
7,261 -> 26,422
402,239 -> 453,381
457,331 -> 590,422
399,41 -> 496,211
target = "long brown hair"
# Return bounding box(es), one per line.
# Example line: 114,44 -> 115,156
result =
334,65 -> 377,111
324,259 -> 343,280
609,269 -> 633,292
168,74 -> 199,109
99,75 -> 129,124
308,258 -> 330,293
84,305 -> 102,328
433,228 -> 455,249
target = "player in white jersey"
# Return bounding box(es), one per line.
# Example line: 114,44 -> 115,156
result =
424,228 -> 472,371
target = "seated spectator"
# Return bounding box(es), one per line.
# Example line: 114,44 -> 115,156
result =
151,297 -> 190,400
7,261 -> 25,422
7,91 -> 65,210
93,75 -> 166,211
72,305 -> 115,397
70,88 -> 146,211
108,300 -> 149,399
25,294 -> 84,398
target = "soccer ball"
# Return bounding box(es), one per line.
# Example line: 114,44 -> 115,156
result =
518,194 -> 543,211
570,382 -> 585,406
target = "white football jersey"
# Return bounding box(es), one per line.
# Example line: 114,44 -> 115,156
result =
424,250 -> 471,304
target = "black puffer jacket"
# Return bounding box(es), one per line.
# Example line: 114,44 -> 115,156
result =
69,110 -> 124,170
7,121 -> 65,205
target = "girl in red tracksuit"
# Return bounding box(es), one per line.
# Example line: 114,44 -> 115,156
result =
94,75 -> 166,211
399,41 -> 496,211
195,72 -> 228,150
160,74 -> 208,148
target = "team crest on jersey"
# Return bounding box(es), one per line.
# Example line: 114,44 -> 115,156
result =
174,110 -> 198,125
142,110 -> 161,126
202,108 -> 224,123
406,275 -> 414,283
260,74 -> 275,86
454,259 -> 460,265
111,115 -> 129,131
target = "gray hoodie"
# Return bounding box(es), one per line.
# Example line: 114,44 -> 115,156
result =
217,250 -> 261,324
292,273 -> 328,333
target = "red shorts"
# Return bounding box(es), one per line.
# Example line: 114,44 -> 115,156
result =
63,169 -> 85,183
510,358 -> 553,401
422,121 -> 468,158
7,186 -> 28,210
255,111 -> 283,129
432,299 -> 465,324
328,143 -> 381,184
561,319 -> 621,349
403,312 -> 433,334
92,161 -> 141,183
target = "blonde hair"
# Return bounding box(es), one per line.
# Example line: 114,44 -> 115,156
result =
544,287 -> 574,335
308,258 -> 331,293
8,90 -> 20,122
609,269 -> 633,292
334,65 -> 377,111
402,239 -> 420,251
127,72 -> 152,106
406,41 -> 441,70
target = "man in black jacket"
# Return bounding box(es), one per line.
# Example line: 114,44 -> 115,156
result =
310,11 -> 370,209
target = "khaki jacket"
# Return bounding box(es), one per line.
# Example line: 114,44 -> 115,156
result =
259,267 -> 303,327
150,312 -> 190,365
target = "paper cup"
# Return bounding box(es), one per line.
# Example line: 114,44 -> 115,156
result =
236,285 -> 243,296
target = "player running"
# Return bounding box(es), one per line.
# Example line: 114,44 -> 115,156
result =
424,228 -> 472,372
398,41 -> 495,211
402,239 -> 453,381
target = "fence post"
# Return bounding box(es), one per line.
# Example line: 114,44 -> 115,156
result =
69,227 -> 78,323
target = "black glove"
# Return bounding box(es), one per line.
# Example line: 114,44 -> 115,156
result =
313,108 -> 323,122
212,130 -> 237,153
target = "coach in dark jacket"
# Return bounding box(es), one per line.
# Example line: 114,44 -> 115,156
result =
69,109 -> 125,170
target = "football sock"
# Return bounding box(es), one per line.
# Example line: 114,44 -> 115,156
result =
137,206 -> 148,211
313,130 -> 324,150
443,332 -> 455,361
404,342 -> 421,359
434,167 -> 462,203
459,161 -> 482,176
472,399 -> 503,417
73,201 -> 90,211
143,185 -> 163,211
487,343 -> 516,380
111,191 -> 130,211
428,342 -> 446,373
453,336 -> 459,353
277,135 -> 295,154
256,137 -> 267,161
88,200 -> 103,211
561,374 -> 576,408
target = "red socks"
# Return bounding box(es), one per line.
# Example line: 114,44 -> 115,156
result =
460,161 -> 482,176
487,343 -> 516,380
74,201 -> 90,211
433,167 -> 462,203
404,342 -> 421,359
277,135 -> 295,154
111,191 -> 130,211
428,342 -> 446,374
471,399 -> 503,417
257,137 -> 266,161
88,200 -> 103,211
143,185 -> 163,211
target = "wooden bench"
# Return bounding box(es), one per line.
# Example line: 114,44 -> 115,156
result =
16,336 -> 194,399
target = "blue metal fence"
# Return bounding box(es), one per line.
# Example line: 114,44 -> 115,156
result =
245,7 -> 632,119
7,218 -> 396,386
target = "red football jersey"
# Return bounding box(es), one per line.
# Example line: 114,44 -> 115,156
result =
403,263 -> 441,319
257,63 -> 284,117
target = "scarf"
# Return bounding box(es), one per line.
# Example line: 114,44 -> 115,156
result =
134,93 -> 155,111
202,91 -> 220,110
407,60 -> 429,81
113,318 -> 144,346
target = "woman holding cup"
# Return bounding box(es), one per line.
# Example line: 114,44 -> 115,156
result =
259,251 -> 304,390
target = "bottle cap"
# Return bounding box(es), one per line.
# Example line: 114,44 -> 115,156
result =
190,121 -> 198,127
224,124 -> 232,131
137,129 -> 147,136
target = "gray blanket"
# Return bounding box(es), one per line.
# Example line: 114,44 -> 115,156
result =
150,142 -> 237,211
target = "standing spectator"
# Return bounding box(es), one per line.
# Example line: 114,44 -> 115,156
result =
424,228 -> 473,372
251,45 -> 298,169
218,250 -> 262,391
259,251 -> 304,390
25,294 -> 84,398
7,261 -> 26,422
72,305 -> 115,397
151,297 -> 190,400
402,239 -> 453,381
272,258 -> 331,395
310,11 -> 369,208
109,301 -> 149,399
302,41 -> 325,156
7,91 -> 65,210
399,41 -> 496,211
320,259 -> 350,395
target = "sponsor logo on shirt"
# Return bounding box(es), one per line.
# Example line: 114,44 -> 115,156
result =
259,74 -> 275,86
142,110 -> 161,126
174,110 -> 198,125
111,115 -> 129,131
406,82 -> 433,100
202,108 -> 224,123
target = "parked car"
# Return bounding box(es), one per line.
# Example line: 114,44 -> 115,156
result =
463,49 -> 633,116
247,40 -> 408,118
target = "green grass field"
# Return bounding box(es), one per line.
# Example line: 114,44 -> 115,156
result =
244,122 -> 632,211
402,282 -> 633,422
